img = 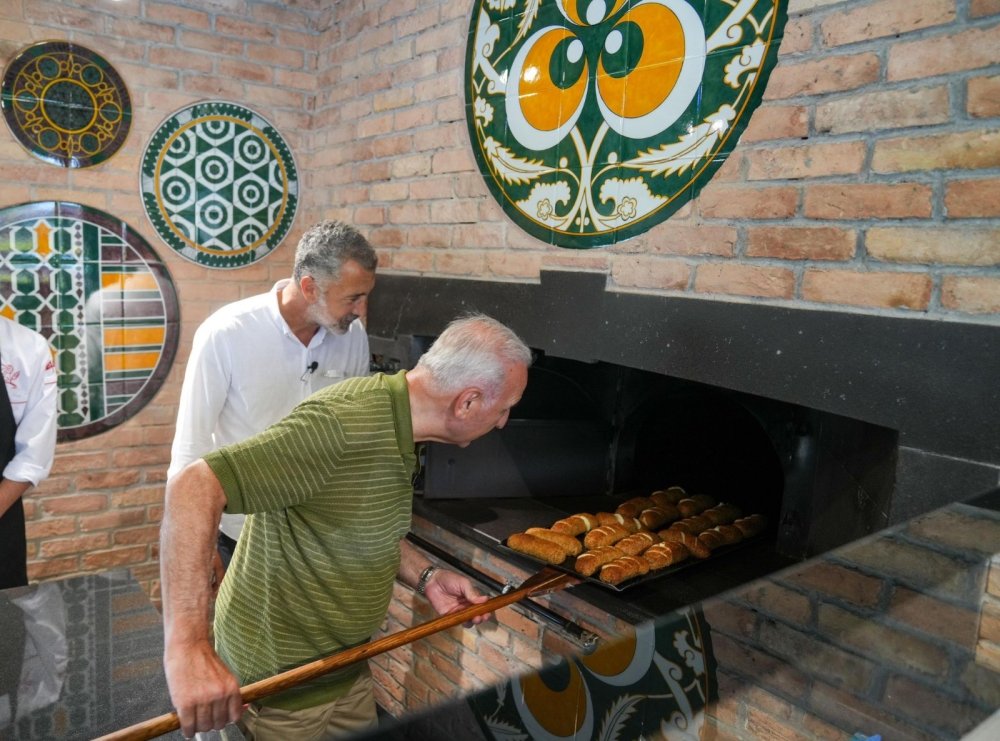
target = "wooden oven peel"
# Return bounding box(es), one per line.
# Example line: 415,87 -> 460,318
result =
94,566 -> 578,741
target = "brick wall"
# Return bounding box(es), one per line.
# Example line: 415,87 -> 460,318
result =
702,503 -> 1000,739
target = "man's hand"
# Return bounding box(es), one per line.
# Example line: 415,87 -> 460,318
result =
423,569 -> 491,625
164,639 -> 243,737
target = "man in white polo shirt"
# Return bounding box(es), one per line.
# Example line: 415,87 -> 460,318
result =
0,316 -> 57,589
168,220 -> 377,574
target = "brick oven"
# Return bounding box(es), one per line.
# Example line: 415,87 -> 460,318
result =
363,269 -> 999,724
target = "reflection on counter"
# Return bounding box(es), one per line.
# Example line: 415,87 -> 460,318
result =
363,490 -> 1000,740
0,569 -> 239,741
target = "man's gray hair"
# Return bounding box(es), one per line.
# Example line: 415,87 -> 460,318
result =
292,220 -> 377,284
417,314 -> 532,402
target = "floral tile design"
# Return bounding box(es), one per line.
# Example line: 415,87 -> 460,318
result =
465,0 -> 788,248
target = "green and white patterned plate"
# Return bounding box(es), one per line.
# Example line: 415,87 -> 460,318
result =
140,101 -> 298,268
0,41 -> 132,168
464,0 -> 787,248
0,201 -> 179,441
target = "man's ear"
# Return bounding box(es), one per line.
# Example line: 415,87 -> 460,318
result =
299,274 -> 319,301
453,388 -> 482,418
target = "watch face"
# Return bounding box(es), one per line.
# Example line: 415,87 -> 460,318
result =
464,0 -> 787,248
141,100 -> 299,269
1,41 -> 132,168
0,201 -> 179,441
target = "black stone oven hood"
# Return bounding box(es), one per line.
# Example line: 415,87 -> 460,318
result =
367,270 -> 999,527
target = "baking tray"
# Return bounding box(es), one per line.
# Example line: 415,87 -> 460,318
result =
498,533 -> 764,592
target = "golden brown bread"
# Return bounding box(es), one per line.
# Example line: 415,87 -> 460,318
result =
702,503 -> 742,526
595,512 -> 642,533
697,529 -> 724,552
644,541 -> 690,570
616,530 -> 660,556
734,514 -> 767,537
598,555 -> 650,585
583,523 -> 632,549
662,530 -> 711,558
650,486 -> 687,507
677,494 -> 717,517
551,513 -> 598,536
639,505 -> 680,530
574,545 -> 625,577
665,514 -> 712,535
713,524 -> 743,545
525,527 -> 584,556
508,532 -> 568,564
615,496 -> 654,518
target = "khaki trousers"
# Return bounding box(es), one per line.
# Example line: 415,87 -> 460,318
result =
240,670 -> 378,741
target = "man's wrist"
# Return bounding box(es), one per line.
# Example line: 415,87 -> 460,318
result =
415,565 -> 437,596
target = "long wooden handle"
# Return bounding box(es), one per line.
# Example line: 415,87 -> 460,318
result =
95,567 -> 576,741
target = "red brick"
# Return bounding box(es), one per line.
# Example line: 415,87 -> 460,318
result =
486,252 -> 543,279
782,561 -> 882,607
39,533 -> 110,558
884,674 -> 981,736
873,129 -> 1000,172
611,256 -> 690,291
436,251 -> 486,276
942,276 -> 1000,314
145,2 -> 211,29
695,264 -> 796,299
945,177 -> 1000,216
765,54 -> 880,99
802,270 -> 932,310
698,185 -> 798,219
804,183 -> 933,219
867,227 -> 1000,266
809,681 -> 937,741
889,23 -> 1000,80
968,74 -> 1000,118
746,141 -> 866,180
42,493 -> 109,515
28,555 -> 80,581
820,0 -> 955,47
971,0 -> 1000,16
741,105 -> 809,142
746,707 -> 811,741
834,538 -> 975,600
747,226 -> 856,261
815,85 -> 950,134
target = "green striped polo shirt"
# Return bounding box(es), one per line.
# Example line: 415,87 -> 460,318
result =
205,371 -> 416,710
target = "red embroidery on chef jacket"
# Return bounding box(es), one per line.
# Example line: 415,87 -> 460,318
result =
2,361 -> 19,389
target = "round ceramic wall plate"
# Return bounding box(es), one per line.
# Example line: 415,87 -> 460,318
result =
141,101 -> 299,268
0,202 -> 179,441
0,41 -> 132,168
464,0 -> 788,248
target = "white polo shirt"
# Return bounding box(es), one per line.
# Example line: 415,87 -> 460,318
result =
0,317 -> 58,486
168,280 -> 370,539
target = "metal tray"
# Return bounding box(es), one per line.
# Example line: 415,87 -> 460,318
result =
498,533 -> 762,592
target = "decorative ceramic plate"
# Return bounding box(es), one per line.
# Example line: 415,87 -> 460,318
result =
0,202 -> 179,441
0,41 -> 131,168
141,101 -> 299,268
464,0 -> 788,248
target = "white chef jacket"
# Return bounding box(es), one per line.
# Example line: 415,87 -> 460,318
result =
167,280 -> 370,539
0,317 -> 58,486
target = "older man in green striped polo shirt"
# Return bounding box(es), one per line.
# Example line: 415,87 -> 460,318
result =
159,314 -> 531,740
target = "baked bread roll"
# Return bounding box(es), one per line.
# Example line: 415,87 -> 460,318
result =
596,512 -> 642,533
616,530 -> 660,556
650,486 -> 687,507
639,505 -> 680,530
677,494 -> 717,517
644,541 -> 690,570
508,533 -> 567,564
660,530 -> 710,558
599,555 -> 650,585
702,503 -> 742,526
734,514 -> 767,537
583,523 -> 631,549
551,513 -> 598,536
526,527 -> 584,556
697,529 -> 724,552
615,496 -> 654,518
713,524 -> 743,545
666,514 -> 712,535
574,545 -> 625,577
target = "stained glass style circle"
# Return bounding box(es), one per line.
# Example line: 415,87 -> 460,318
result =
141,101 -> 299,268
0,41 -> 132,168
465,0 -> 788,248
0,202 -> 179,441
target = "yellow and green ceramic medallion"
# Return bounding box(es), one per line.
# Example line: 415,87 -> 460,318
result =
465,0 -> 787,248
141,101 -> 298,269
1,41 -> 131,168
0,202 -> 179,441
